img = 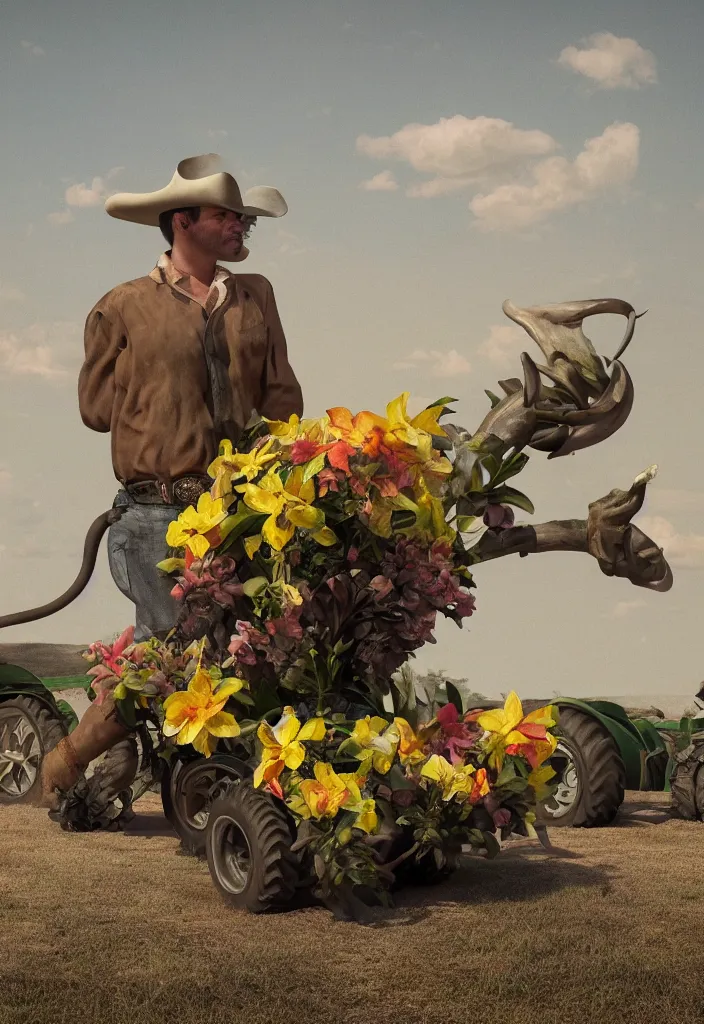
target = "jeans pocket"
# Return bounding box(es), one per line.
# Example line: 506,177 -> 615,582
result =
107,525 -> 133,600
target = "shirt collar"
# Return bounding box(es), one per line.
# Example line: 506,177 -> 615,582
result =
149,251 -> 232,311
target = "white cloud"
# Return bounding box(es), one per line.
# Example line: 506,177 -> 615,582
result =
558,32 -> 657,90
0,322 -> 81,380
357,115 -> 556,190
0,281 -> 26,304
470,122 -> 640,231
360,170 -> 399,192
357,116 -> 639,231
65,176 -> 110,207
393,348 -> 471,377
21,40 -> 45,56
477,323 -> 526,368
48,169 -> 123,224
48,208 -> 74,226
612,599 -> 646,619
637,515 -> 704,570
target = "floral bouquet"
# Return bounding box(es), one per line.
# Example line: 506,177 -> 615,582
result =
84,392 -> 559,906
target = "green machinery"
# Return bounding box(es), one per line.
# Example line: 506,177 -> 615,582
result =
2,653 -> 703,826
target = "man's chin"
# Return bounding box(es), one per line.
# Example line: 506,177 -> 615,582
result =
218,242 -> 245,262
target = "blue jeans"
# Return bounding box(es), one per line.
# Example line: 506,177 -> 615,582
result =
107,490 -> 182,642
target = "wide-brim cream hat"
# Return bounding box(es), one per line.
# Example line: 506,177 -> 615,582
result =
104,154 -> 287,262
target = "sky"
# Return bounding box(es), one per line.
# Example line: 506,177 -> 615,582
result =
1,0 -> 704,700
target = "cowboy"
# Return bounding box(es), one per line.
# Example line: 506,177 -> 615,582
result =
78,154 -> 303,642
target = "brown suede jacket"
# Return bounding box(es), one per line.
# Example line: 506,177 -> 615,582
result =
78,254 -> 304,485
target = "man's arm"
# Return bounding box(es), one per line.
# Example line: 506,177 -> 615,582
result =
78,303 -> 125,432
257,279 -> 304,421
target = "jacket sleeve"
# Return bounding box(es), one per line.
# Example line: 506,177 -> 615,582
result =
258,280 -> 304,420
78,302 -> 125,432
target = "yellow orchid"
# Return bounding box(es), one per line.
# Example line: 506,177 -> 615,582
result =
411,476 -> 455,541
264,413 -> 333,446
287,761 -> 349,820
337,772 -> 378,833
253,706 -> 327,788
242,467 -> 325,551
475,692 -> 558,771
527,763 -> 557,801
207,438 -> 280,499
162,666 -> 243,757
327,393 -> 447,460
348,715 -> 399,775
393,717 -> 431,766
286,764 -> 379,834
165,492 -> 233,559
420,755 -> 490,803
382,392 -> 447,455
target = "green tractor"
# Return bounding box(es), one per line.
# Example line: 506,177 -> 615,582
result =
0,644 -> 160,816
2,644 -> 703,831
531,696 -> 704,827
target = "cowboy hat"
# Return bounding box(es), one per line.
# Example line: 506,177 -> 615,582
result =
104,153 -> 287,227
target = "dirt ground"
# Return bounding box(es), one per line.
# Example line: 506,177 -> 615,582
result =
1,791 -> 702,1024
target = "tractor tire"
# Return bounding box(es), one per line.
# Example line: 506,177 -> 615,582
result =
0,696 -> 66,805
669,740 -> 704,821
206,780 -> 299,913
537,706 -> 625,828
162,754 -> 251,857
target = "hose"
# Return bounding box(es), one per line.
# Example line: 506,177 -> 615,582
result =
0,507 -> 125,629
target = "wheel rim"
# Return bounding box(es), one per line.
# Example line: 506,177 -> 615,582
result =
210,815 -> 252,894
0,710 -> 42,798
540,741 -> 580,819
174,762 -> 244,831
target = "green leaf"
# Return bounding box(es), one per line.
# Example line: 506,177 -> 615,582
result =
426,396 -> 458,409
482,831 -> 502,859
242,576 -> 268,598
445,682 -> 464,716
495,760 -> 518,787
155,557 -> 186,574
229,691 -> 255,707
302,452 -> 327,483
485,390 -> 501,409
490,484 -> 535,515
490,451 -> 530,487
218,510 -> 268,552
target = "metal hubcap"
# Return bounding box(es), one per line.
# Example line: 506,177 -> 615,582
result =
210,816 -> 252,894
0,712 -> 42,798
541,741 -> 580,819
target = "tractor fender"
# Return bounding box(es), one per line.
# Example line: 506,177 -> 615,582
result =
551,698 -> 648,790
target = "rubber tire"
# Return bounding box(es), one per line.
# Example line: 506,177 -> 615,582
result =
0,696 -> 66,805
206,780 -> 299,913
670,740 -> 704,821
537,706 -> 626,828
162,754 -> 251,856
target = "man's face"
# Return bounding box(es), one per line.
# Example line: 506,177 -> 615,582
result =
178,205 -> 256,261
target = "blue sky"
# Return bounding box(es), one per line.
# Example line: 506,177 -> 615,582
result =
2,0 -> 704,701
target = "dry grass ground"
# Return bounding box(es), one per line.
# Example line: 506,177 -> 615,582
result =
1,791 -> 702,1024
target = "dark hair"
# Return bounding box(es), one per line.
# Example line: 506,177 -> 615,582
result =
158,206 -> 201,246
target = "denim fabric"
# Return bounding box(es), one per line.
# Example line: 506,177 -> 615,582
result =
107,490 -> 182,642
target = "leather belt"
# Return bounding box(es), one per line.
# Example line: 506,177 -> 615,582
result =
125,475 -> 211,507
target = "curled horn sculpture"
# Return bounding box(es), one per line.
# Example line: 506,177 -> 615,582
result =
443,298 -> 672,594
